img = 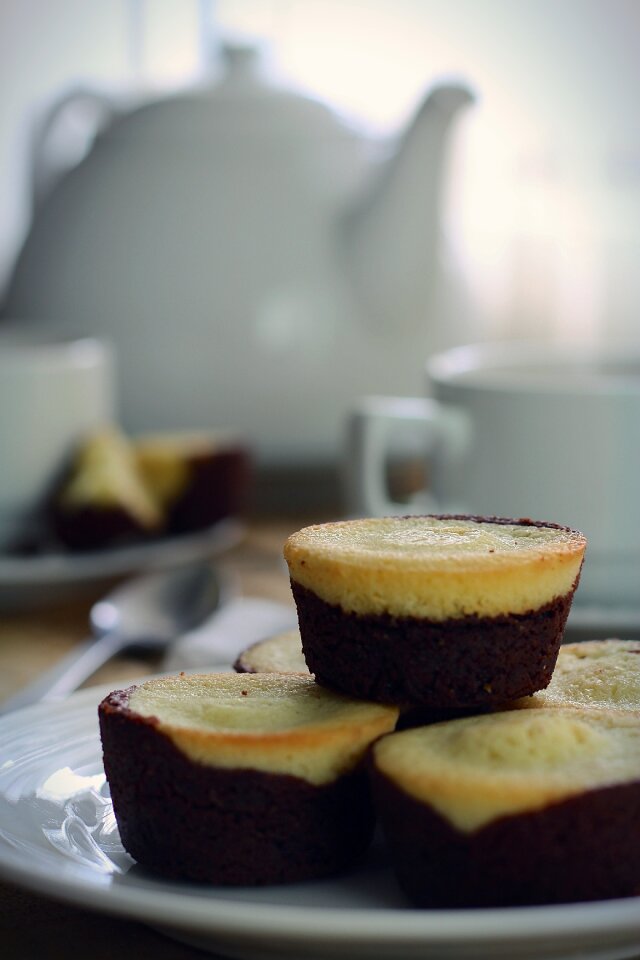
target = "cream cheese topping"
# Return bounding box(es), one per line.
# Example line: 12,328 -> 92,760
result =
236,630 -> 309,675
284,516 -> 586,619
373,707 -> 640,832
59,427 -> 162,528
128,673 -> 398,785
517,639 -> 640,712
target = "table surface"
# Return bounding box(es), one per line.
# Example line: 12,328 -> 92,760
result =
0,517 -> 305,960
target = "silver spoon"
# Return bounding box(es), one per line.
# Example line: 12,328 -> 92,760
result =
0,562 -> 231,714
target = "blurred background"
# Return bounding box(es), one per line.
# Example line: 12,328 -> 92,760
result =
1,0 -> 639,513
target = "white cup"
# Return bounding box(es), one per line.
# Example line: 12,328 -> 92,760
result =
346,341 -> 640,609
0,332 -> 116,548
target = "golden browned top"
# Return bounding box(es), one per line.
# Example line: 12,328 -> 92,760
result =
516,639 -> 640,712
127,672 -> 398,784
372,707 -> 640,832
284,516 -> 586,619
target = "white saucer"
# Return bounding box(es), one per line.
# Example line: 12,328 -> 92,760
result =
0,684 -> 639,960
0,518 -> 243,610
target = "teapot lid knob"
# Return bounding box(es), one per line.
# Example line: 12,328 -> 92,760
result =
220,42 -> 265,83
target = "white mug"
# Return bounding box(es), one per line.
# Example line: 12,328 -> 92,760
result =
345,341 -> 640,609
0,332 -> 116,548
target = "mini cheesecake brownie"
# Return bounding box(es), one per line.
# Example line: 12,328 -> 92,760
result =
233,629 -> 309,675
49,428 -> 250,551
134,431 -> 251,534
284,515 -> 586,709
371,707 -> 640,906
99,673 -> 398,885
514,638 -> 640,713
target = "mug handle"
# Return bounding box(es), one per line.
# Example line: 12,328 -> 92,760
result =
344,395 -> 470,517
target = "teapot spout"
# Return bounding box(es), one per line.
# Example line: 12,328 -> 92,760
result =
343,83 -> 474,334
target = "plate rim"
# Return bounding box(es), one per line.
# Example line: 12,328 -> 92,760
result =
0,824 -> 638,949
0,518 -> 244,585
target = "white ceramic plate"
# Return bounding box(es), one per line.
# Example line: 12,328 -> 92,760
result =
0,686 -> 639,960
0,519 -> 243,610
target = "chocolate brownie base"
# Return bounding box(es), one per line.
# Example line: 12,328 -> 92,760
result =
52,504 -> 156,551
99,692 -> 375,885
371,768 -> 640,906
290,582 -> 575,708
395,704 -> 490,730
166,446 -> 251,535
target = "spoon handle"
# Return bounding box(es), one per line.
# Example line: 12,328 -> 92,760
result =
0,631 -> 127,714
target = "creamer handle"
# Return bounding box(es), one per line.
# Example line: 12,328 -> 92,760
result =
343,395 -> 441,516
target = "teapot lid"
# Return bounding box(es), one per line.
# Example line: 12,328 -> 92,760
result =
106,42 -> 360,145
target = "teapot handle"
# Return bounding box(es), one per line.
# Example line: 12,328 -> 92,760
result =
29,85 -> 120,212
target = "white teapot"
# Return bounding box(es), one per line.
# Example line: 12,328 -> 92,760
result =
2,45 -> 473,465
